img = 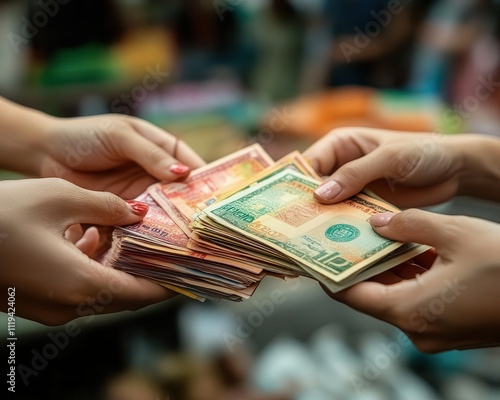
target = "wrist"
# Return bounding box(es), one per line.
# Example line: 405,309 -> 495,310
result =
28,112 -> 61,177
452,134 -> 500,201
0,97 -> 60,176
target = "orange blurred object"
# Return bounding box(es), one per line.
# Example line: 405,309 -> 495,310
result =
263,86 -> 438,139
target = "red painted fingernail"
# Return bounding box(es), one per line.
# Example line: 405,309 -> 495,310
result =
126,200 -> 149,215
169,163 -> 190,175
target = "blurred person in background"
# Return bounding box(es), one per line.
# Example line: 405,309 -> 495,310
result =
250,0 -> 305,102
28,0 -> 125,61
444,0 -> 500,135
408,0 -> 495,97
169,0 -> 242,81
326,0 -> 435,89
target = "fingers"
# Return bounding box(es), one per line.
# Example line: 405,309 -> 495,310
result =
65,224 -> 100,257
325,280 -> 399,321
303,127 -> 381,175
323,210 -> 457,324
117,131 -> 192,182
389,261 -> 429,279
83,261 -> 176,314
40,179 -> 149,228
74,226 -> 100,257
314,146 -> 398,203
129,118 -> 206,168
65,224 -> 83,243
22,231 -> 175,325
369,209 -> 459,254
27,250 -> 175,326
409,248 -> 438,270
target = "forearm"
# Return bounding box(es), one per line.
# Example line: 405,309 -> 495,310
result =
453,134 -> 500,202
0,97 -> 56,176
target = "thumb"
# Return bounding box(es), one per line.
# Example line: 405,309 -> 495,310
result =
44,180 -> 149,228
314,146 -> 396,204
369,208 -> 458,254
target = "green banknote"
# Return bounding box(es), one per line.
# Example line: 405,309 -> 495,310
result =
201,170 -> 404,282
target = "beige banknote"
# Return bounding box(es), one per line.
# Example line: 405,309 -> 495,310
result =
198,170 -> 405,282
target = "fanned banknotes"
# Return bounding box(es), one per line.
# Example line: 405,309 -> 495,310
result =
106,145 -> 429,301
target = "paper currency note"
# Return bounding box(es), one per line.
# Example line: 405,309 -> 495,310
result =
200,170 -> 403,282
198,151 -> 321,209
149,144 -> 274,235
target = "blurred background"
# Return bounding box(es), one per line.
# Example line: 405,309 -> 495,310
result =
1,0 -> 500,399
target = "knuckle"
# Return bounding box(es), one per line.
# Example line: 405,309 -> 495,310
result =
393,209 -> 422,231
336,163 -> 365,184
145,145 -> 167,163
383,145 -> 402,164
100,193 -> 128,222
326,127 -> 354,138
36,178 -> 78,214
445,216 -> 467,241
44,177 -> 75,193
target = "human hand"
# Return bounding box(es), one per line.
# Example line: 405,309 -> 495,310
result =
0,178 -> 175,325
323,209 -> 500,352
303,127 -> 464,208
37,115 -> 206,199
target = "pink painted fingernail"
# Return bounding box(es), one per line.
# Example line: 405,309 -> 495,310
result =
369,212 -> 395,227
315,180 -> 341,199
169,163 -> 190,175
126,200 -> 149,216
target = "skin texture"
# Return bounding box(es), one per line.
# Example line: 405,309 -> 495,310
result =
0,179 -> 176,325
0,97 -> 206,325
304,127 -> 500,352
37,114 -> 206,199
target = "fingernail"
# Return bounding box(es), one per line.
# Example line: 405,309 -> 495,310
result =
169,163 -> 190,175
126,200 -> 149,216
315,180 -> 341,199
369,212 -> 395,227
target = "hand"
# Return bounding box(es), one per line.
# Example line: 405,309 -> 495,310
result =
0,178 -> 175,325
323,209 -> 500,352
64,224 -> 101,259
37,115 -> 206,199
303,127 -> 464,208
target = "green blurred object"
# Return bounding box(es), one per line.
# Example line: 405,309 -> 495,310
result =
38,43 -> 124,87
0,171 -> 24,180
377,90 -> 463,134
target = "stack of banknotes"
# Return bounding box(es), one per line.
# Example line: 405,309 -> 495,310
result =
106,145 -> 427,302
